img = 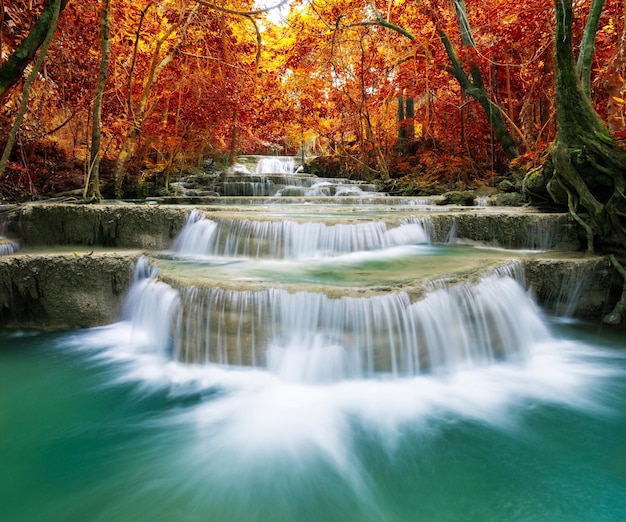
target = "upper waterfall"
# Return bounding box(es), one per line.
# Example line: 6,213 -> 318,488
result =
0,216 -> 19,256
255,157 -> 295,174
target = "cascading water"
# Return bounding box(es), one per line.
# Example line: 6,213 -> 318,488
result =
0,238 -> 19,256
173,210 -> 430,258
122,208 -> 550,385
3,204 -> 626,521
0,215 -> 19,256
256,156 -> 295,174
120,257 -> 180,357
171,275 -> 547,380
172,155 -> 389,199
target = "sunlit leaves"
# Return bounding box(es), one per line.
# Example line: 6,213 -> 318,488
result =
2,0 -> 624,178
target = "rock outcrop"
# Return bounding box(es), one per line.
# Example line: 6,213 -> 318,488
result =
0,252 -> 140,328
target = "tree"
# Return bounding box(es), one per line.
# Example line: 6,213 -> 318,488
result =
526,0 -> 626,323
0,0 -> 68,102
111,1 -> 201,197
365,0 -> 519,160
0,0 -> 62,179
85,0 -> 112,202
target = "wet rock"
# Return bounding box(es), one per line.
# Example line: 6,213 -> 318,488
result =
438,190 -> 476,206
13,204 -> 190,249
523,255 -> 616,318
492,192 -> 524,206
0,252 -> 140,329
497,179 -> 517,193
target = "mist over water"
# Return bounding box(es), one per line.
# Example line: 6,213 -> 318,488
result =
3,311 -> 622,522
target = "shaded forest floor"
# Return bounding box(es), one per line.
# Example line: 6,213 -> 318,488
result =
0,138 -> 525,204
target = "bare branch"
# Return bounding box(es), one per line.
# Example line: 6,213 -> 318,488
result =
193,0 -> 290,17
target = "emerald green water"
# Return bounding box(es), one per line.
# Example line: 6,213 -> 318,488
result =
1,321 -> 625,522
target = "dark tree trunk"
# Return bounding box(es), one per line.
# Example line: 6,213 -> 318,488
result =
0,0 -> 68,102
576,0 -> 605,97
0,0 -> 62,179
549,0 -> 626,253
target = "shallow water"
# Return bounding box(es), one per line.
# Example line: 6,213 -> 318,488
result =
1,319 -> 625,522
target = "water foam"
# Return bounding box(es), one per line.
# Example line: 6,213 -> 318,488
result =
57,255 -> 620,515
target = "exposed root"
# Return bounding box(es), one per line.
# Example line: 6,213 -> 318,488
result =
603,254 -> 626,325
561,179 -> 595,254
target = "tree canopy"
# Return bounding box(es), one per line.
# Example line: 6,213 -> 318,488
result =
0,0 -> 624,198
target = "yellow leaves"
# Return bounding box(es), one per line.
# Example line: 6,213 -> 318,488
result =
612,96 -> 625,106
501,13 -> 518,26
603,18 -> 616,36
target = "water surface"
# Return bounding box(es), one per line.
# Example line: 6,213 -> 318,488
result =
1,321 -> 625,522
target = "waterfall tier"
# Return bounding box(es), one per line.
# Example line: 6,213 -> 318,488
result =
126,259 -> 545,382
171,155 -> 387,198
0,237 -> 19,256
173,210 -> 431,259
255,156 -> 295,174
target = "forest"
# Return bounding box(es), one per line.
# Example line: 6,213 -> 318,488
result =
0,0 -> 624,206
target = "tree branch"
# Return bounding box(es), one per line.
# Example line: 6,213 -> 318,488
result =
193,0 -> 290,17
366,0 -> 415,40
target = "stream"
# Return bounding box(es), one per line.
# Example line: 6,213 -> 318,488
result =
1,158 -> 625,521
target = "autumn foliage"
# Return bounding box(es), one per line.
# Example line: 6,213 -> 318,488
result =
0,0 -> 624,200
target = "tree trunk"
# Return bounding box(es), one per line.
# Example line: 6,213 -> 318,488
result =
85,0 -> 111,202
0,0 -> 67,102
0,0 -> 61,179
438,33 -> 519,160
549,0 -> 626,250
576,0 -> 605,97
527,0 -> 626,323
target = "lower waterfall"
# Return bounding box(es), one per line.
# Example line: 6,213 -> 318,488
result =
124,258 -> 547,382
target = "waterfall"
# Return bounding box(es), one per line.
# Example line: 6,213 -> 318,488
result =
173,211 -> 430,259
173,275 -> 547,381
0,238 -> 19,256
525,219 -> 558,250
0,215 -> 19,256
256,157 -> 295,174
121,258 -> 181,358
120,257 -> 550,384
551,263 -> 595,318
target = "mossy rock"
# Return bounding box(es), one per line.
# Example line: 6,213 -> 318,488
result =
492,192 -> 524,207
438,190 -> 476,206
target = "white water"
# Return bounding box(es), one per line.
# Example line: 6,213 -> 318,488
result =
122,258 -> 549,381
73,278 -> 617,478
256,157 -> 295,174
0,238 -> 19,256
58,210 -> 623,520
0,217 -> 19,256
121,258 -> 181,357
173,210 -> 430,259
56,249 -> 621,521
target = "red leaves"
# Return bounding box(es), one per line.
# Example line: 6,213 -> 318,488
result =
1,0 -> 623,187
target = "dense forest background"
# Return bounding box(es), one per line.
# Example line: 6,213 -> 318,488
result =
0,0 -> 624,201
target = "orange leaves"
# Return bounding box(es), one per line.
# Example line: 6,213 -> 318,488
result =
3,0 -> 626,181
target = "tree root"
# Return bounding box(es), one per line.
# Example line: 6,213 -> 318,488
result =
565,184 -> 595,254
603,254 -> 626,325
